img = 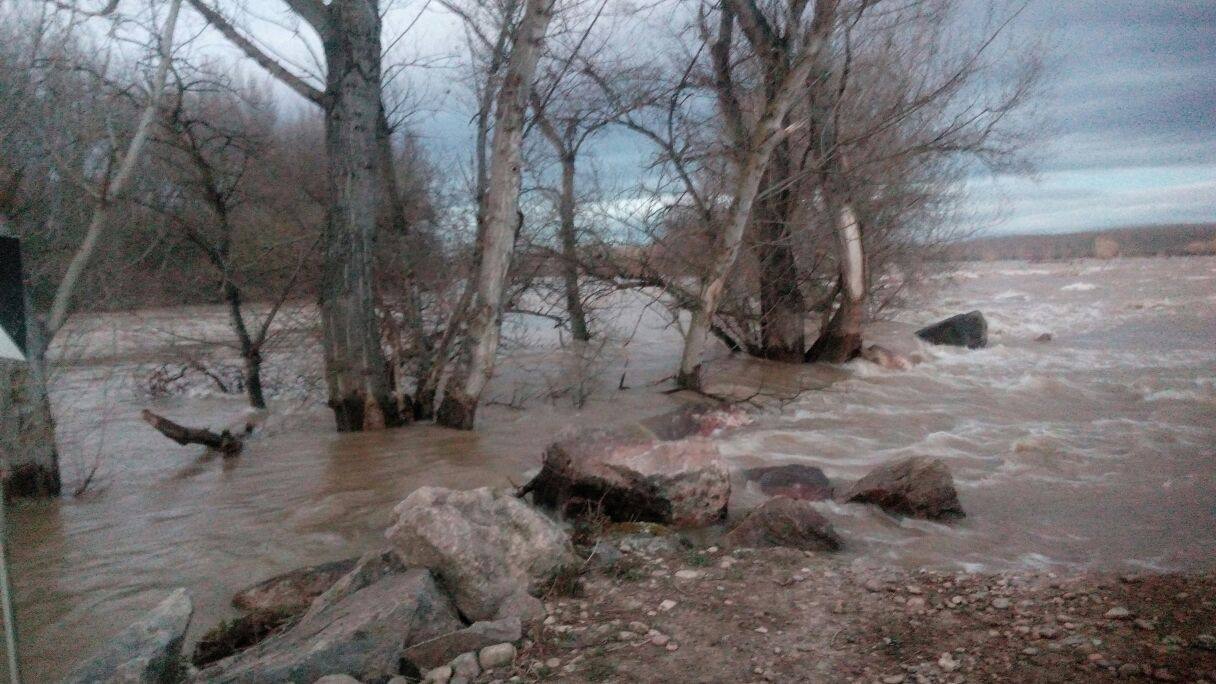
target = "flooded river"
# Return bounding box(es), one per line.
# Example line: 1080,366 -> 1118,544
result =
7,257 -> 1216,680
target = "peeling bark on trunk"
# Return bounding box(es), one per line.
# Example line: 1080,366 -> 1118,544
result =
436,0 -> 554,429
806,203 -> 864,363
319,0 -> 404,432
557,153 -> 589,342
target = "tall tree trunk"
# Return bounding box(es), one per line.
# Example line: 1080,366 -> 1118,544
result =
806,201 -> 864,362
557,153 -> 589,342
751,146 -> 805,362
319,0 -> 403,432
0,298 -> 61,498
435,0 -> 554,430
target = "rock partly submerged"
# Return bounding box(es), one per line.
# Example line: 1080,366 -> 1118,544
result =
915,311 -> 988,349
197,552 -> 461,683
386,486 -> 576,623
841,456 -> 965,520
65,588 -> 193,684
726,496 -> 843,552
231,556 -> 358,613
525,404 -> 738,527
743,464 -> 834,501
859,344 -> 916,370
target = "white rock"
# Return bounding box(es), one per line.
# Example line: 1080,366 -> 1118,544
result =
658,599 -> 677,611
424,666 -> 453,684
478,643 -> 516,670
674,569 -> 703,580
314,676 -> 362,684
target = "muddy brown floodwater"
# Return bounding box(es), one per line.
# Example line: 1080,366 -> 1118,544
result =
6,257 -> 1216,681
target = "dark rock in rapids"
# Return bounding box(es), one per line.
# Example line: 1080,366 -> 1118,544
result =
743,464 -> 834,501
841,456 -> 965,520
915,311 -> 988,349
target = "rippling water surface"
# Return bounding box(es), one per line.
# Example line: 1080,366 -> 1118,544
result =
7,257 -> 1215,680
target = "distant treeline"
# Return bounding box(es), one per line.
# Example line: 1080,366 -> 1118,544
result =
940,223 -> 1216,262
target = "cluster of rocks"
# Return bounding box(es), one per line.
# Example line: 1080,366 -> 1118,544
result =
65,403 -> 968,683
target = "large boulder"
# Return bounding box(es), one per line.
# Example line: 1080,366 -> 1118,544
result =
65,588 -> 193,684
526,408 -> 734,527
841,457 -> 965,520
725,497 -> 843,552
915,311 -> 988,349
385,487 -> 576,623
197,552 -> 462,683
232,557 -> 358,613
742,464 -> 833,501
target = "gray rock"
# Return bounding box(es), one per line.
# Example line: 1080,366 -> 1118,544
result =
197,552 -> 461,683
841,457 -> 965,520
450,652 -> 480,678
313,676 -> 361,684
725,497 -> 842,552
232,557 -> 358,613
65,588 -> 193,684
915,310 -> 988,349
478,643 -> 517,670
386,487 -> 576,622
403,617 -> 522,669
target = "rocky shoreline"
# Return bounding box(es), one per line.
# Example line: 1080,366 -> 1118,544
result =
61,399 -> 1216,683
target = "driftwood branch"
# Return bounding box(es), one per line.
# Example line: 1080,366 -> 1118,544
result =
141,409 -> 244,456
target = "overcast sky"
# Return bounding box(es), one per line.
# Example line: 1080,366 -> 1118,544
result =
218,0 -> 1215,236
968,0 -> 1216,234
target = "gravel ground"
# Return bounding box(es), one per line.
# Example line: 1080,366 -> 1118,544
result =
464,543 -> 1216,683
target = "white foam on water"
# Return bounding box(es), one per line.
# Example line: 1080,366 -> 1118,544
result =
1061,282 -> 1097,291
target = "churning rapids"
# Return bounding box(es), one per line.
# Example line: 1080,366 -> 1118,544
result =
8,256 -> 1216,680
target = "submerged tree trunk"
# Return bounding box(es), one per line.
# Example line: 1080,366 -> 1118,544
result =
436,0 -> 554,430
222,282 -> 267,409
751,147 -> 805,362
557,153 -> 590,342
0,307 -> 61,498
806,202 -> 864,363
676,0 -> 837,390
319,0 -> 403,432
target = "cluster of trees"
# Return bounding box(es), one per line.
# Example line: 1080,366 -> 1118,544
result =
0,0 -> 1038,497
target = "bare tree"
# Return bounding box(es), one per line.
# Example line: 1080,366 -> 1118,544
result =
669,0 -> 839,390
0,0 -> 182,497
435,0 -> 556,429
149,66 -> 319,408
184,0 -> 408,431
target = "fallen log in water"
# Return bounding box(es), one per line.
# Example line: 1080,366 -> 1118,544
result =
141,409 -> 244,456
